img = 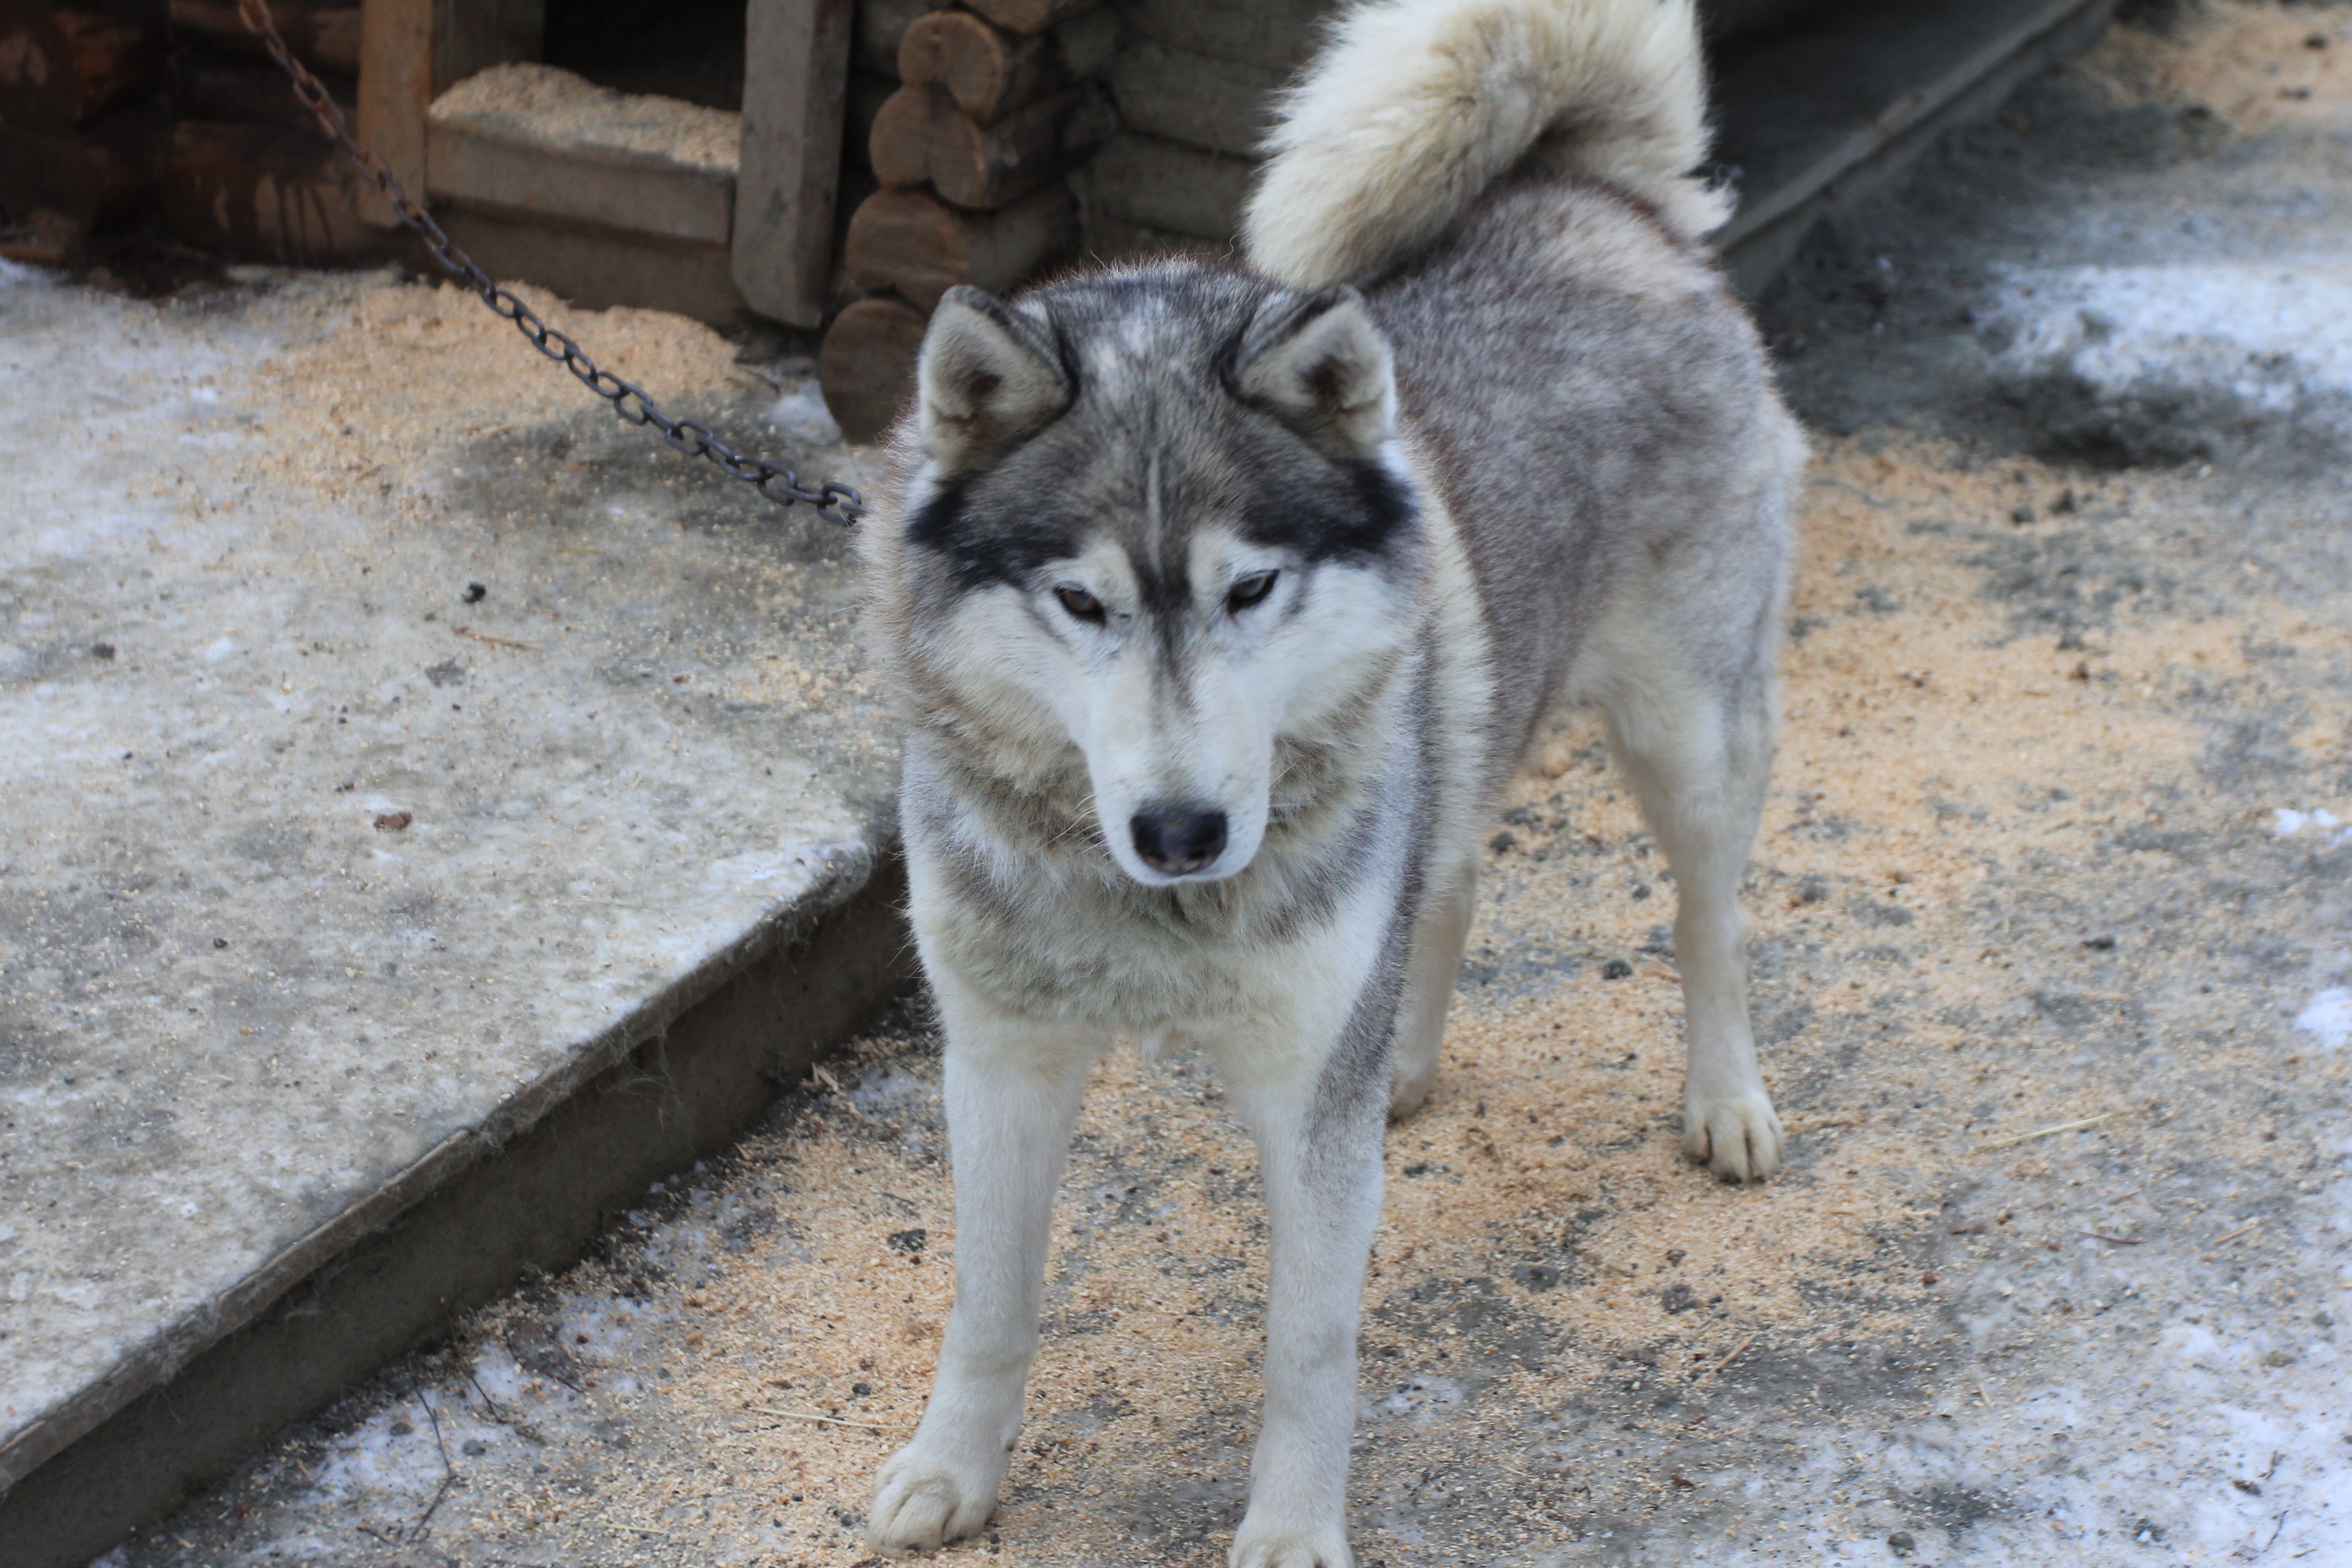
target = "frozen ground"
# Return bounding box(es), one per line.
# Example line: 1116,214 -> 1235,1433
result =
0,248 -> 892,1509
72,3 -> 2352,1565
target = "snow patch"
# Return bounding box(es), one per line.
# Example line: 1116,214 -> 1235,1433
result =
0,257 -> 60,291
1982,259 -> 2352,430
770,377 -> 843,447
2293,988 -> 2351,1051
2274,807 -> 2352,847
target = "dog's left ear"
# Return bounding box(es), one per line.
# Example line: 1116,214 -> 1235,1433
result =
917,285 -> 1073,470
1230,287 -> 1396,458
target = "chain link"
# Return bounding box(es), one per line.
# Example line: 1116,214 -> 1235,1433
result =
233,0 -> 864,523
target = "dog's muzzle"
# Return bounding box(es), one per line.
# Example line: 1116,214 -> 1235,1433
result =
1130,806 -> 1228,877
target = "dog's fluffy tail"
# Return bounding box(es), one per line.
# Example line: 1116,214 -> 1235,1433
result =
1243,0 -> 1727,290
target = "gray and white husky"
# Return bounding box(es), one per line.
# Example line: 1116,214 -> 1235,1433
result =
859,0 -> 1804,1558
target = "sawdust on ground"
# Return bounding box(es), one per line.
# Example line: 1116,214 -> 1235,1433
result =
420,416 -> 2348,1563
430,63 -> 742,171
413,18 -> 2352,1554
2079,0 -> 2342,133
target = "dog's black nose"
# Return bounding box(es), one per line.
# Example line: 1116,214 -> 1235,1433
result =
1130,807 -> 1228,875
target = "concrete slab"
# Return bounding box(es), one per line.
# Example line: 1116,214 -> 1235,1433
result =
0,265 -> 899,1544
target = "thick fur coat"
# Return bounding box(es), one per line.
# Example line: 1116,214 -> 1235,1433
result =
854,3 -> 1805,1563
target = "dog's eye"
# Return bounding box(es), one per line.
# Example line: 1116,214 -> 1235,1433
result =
1054,585 -> 1107,623
1226,571 -> 1279,612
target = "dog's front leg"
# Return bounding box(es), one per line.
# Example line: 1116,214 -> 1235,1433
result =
1222,1033 -> 1388,1568
867,973 -> 1100,1554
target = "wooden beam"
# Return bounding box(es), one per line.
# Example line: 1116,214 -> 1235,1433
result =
845,182 -> 1073,310
1117,0 -> 1328,71
352,0 -> 536,229
1107,39 -> 1284,159
734,0 -> 854,327
818,294 -> 929,442
896,5 -> 1111,122
1075,131 -> 1252,244
162,118 -> 379,261
355,0 -> 431,225
870,81 -> 1109,210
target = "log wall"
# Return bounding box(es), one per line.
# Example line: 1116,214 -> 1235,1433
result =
818,0 -> 1105,441
0,0 -> 168,248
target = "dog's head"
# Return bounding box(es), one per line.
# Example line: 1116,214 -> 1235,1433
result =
881,264 -> 1426,887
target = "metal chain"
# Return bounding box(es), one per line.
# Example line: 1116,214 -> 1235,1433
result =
233,0 -> 864,523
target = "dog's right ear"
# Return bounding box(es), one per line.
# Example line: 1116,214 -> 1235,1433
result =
916,286 -> 1071,470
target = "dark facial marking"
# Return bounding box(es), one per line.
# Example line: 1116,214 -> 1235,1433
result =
1235,447 -> 1420,566
905,476 -> 1080,595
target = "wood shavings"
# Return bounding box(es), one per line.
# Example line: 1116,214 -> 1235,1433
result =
1975,1111 -> 2121,1152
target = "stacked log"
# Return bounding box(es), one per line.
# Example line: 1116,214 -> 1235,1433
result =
163,0 -> 377,261
819,0 -> 1109,442
0,0 -> 167,242
1076,0 -> 1326,259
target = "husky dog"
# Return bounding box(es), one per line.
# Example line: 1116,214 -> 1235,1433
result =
859,0 -> 1803,1558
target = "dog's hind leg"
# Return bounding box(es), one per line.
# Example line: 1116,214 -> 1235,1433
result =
1599,655 -> 1783,1181
868,970 -> 1104,1553
1388,850 -> 1477,1120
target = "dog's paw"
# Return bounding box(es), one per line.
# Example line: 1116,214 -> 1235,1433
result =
1386,1066 -> 1435,1122
1230,1518 -> 1353,1568
866,1443 -> 998,1555
1683,1091 -> 1783,1182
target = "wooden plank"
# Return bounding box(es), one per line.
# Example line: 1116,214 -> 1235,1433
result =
866,82 -> 930,186
355,0 -> 431,225
169,0 -> 363,74
1117,0 -> 1329,71
425,114 -> 736,245
897,3 -> 1111,121
845,181 -> 1074,310
734,0 -> 854,327
1075,130 -> 1252,243
870,80 -> 1109,209
437,203 -> 746,321
161,118 -> 379,261
0,0 -> 163,129
1107,38 -> 1283,159
818,294 -> 929,442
